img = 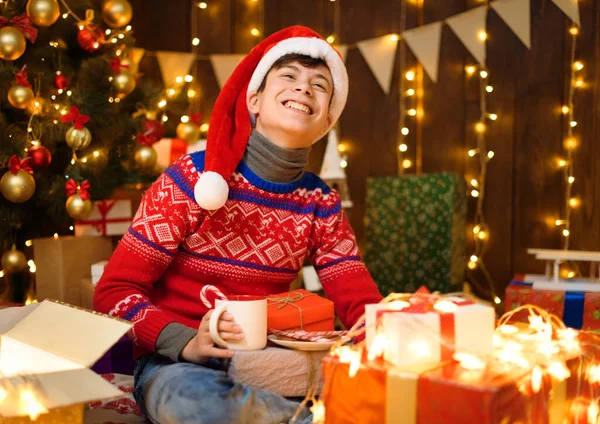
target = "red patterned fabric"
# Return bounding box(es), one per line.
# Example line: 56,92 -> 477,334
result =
95,151 -> 382,357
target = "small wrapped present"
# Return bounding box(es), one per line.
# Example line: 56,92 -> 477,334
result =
33,236 -> 113,306
227,347 -> 327,397
267,289 -> 334,331
74,200 -> 132,237
364,172 -> 467,295
365,289 -> 495,367
153,138 -> 206,171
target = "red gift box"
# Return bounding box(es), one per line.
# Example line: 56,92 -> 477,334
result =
267,289 -> 334,331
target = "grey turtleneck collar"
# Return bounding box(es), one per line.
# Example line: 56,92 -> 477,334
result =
242,130 -> 311,184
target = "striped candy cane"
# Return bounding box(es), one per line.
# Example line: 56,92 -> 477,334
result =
200,285 -> 228,308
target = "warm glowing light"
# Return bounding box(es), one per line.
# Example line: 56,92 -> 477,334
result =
562,106 -> 570,114
478,31 -> 487,41
407,109 -> 417,116
402,159 -> 412,169
588,364 -> 600,384
401,127 -> 409,136
487,151 -> 495,159
434,300 -> 458,313
175,76 -> 183,84
326,35 -> 335,44
200,123 -> 209,132
167,88 -> 176,97
486,85 -> 493,93
181,115 -> 190,123
471,190 -> 479,198
406,88 -> 415,96
25,240 -> 32,247
198,2 -> 208,8
405,71 -> 415,81
468,261 -> 477,270
555,219 -> 566,226
489,113 -> 497,121
338,143 -> 346,152
547,361 -> 571,382
92,151 -> 100,158
574,79 -> 584,88
251,28 -> 260,37
470,255 -> 479,263
588,402 -> 599,424
570,121 -> 578,128
340,160 -> 348,168
473,225 -> 481,234
468,149 -> 478,157
399,143 -> 408,152
390,34 -> 399,42
192,37 -> 200,46
409,341 -> 431,358
531,366 -> 543,393
568,176 -> 575,184
310,400 -> 325,424
158,100 -> 167,108
454,352 -> 486,370
0,270 -> 4,278
569,198 -> 580,208
478,231 -> 487,240
564,137 -> 578,150
563,229 -> 570,237
471,179 -> 479,188
69,226 -> 74,231
475,122 -> 486,133
573,61 -> 584,71
465,66 -> 476,75
188,89 -> 197,98
162,115 -> 169,122
558,159 -> 568,168
388,301 -> 411,310
480,70 -> 488,79
570,26 -> 579,36
498,325 -> 519,334
0,387 -> 6,401
368,333 -> 388,360
185,75 -> 194,83
20,389 -> 48,421
62,13 -> 68,18
567,271 -> 576,278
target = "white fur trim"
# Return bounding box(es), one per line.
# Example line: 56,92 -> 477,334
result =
247,37 -> 348,131
194,171 -> 229,210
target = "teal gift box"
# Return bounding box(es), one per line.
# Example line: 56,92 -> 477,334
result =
364,172 -> 467,295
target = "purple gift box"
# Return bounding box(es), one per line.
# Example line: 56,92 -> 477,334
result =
92,335 -> 135,375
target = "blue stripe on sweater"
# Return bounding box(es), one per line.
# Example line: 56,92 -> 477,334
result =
122,301 -> 150,321
180,247 -> 298,274
314,256 -> 361,271
129,227 -> 175,257
165,164 -> 195,200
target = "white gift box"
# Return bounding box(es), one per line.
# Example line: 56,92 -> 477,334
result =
74,200 -> 132,237
366,297 -> 495,367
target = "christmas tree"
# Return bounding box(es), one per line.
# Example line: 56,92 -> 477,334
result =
0,0 -> 166,285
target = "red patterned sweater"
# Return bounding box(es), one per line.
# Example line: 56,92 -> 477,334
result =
94,151 -> 382,357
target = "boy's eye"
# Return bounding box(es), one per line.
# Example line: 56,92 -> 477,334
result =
313,83 -> 325,90
282,74 -> 294,79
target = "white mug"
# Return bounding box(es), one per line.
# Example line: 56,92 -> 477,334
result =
209,295 -> 267,350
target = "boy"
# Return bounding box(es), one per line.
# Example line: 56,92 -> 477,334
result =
95,26 -> 382,424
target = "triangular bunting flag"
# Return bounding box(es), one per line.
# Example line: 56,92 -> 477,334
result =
357,34 -> 399,94
209,54 -> 246,89
551,0 -> 580,27
446,6 -> 488,66
491,0 -> 531,48
402,22 -> 443,83
155,51 -> 196,89
129,48 -> 146,66
320,128 -> 346,180
337,45 -> 349,63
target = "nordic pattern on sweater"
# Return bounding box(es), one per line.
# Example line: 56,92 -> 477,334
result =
94,151 -> 382,355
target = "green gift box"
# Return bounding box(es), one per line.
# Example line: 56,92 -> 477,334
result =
364,172 -> 467,295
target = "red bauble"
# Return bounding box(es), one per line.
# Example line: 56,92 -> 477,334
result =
54,74 -> 69,90
27,145 -> 52,169
77,25 -> 105,53
143,119 -> 165,141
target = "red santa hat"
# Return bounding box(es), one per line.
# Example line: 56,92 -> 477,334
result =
194,25 -> 349,210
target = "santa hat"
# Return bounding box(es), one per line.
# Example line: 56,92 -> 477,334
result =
194,25 -> 349,210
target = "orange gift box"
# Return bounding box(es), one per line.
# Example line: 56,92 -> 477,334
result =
267,289 -> 334,331
322,350 -> 591,424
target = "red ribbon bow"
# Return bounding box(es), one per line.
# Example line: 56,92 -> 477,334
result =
0,15 -> 38,43
137,132 -> 157,146
8,155 -> 33,175
61,106 -> 90,129
15,66 -> 31,88
190,113 -> 203,126
109,57 -> 130,73
65,179 -> 91,200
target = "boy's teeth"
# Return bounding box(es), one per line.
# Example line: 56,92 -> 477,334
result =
285,101 -> 311,114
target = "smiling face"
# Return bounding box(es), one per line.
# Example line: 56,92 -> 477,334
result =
247,55 -> 333,149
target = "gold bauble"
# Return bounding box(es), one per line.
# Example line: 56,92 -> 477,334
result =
134,145 -> 157,172
0,27 -> 27,61
176,122 -> 201,144
0,169 -> 36,203
102,0 -> 133,28
26,0 -> 60,27
25,96 -> 49,116
1,245 -> 27,274
113,71 -> 136,98
8,84 -> 34,109
65,126 -> 92,150
66,193 -> 93,220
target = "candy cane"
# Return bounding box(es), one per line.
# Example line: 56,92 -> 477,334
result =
200,285 -> 228,308
269,329 -> 333,343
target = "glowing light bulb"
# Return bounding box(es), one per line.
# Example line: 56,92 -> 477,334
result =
478,231 -> 487,240
573,61 -> 584,71
401,127 -> 409,136
562,106 -> 570,114
338,143 -> 346,152
470,255 -> 479,263
468,149 -> 478,157
251,28 -> 260,37
198,2 -> 208,8
0,386 -> 6,401
589,365 -> 600,384
181,115 -> 190,123
326,35 -> 335,44
408,109 -> 417,116
158,100 -> 167,108
402,159 -> 412,169
176,76 -> 184,84
200,123 -> 209,132
480,70 -> 488,79
475,122 -> 486,133
434,300 -> 458,313
454,352 -> 486,370
588,402 -> 599,424
486,85 -> 493,93
563,229 -> 570,237
399,143 -> 408,152
340,159 -> 348,168
570,26 -> 579,36
564,137 -> 578,150
489,113 -> 497,121
390,34 -> 399,42
569,198 -> 580,208
406,88 -> 415,96
558,159 -> 568,168
570,121 -> 578,127
405,71 -> 415,81
555,219 -> 566,226
162,115 -> 169,122
465,66 -> 476,75
0,270 -> 4,278
568,176 -> 575,184
25,240 -> 32,247
531,366 -> 543,393
185,75 -> 194,83
471,179 -> 479,188
188,89 -> 197,98
574,79 -> 584,88
192,37 -> 200,46
62,13 -> 68,18
487,151 -> 495,159
478,31 -> 487,41
368,333 -> 388,360
473,224 -> 481,234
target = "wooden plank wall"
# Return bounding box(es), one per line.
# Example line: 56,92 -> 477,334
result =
129,0 -> 600,299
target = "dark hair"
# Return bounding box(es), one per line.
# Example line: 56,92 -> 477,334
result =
256,53 -> 328,93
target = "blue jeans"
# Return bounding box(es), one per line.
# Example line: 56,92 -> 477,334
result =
133,354 -> 313,424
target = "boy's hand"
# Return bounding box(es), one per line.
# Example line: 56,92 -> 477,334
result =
180,310 -> 244,364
